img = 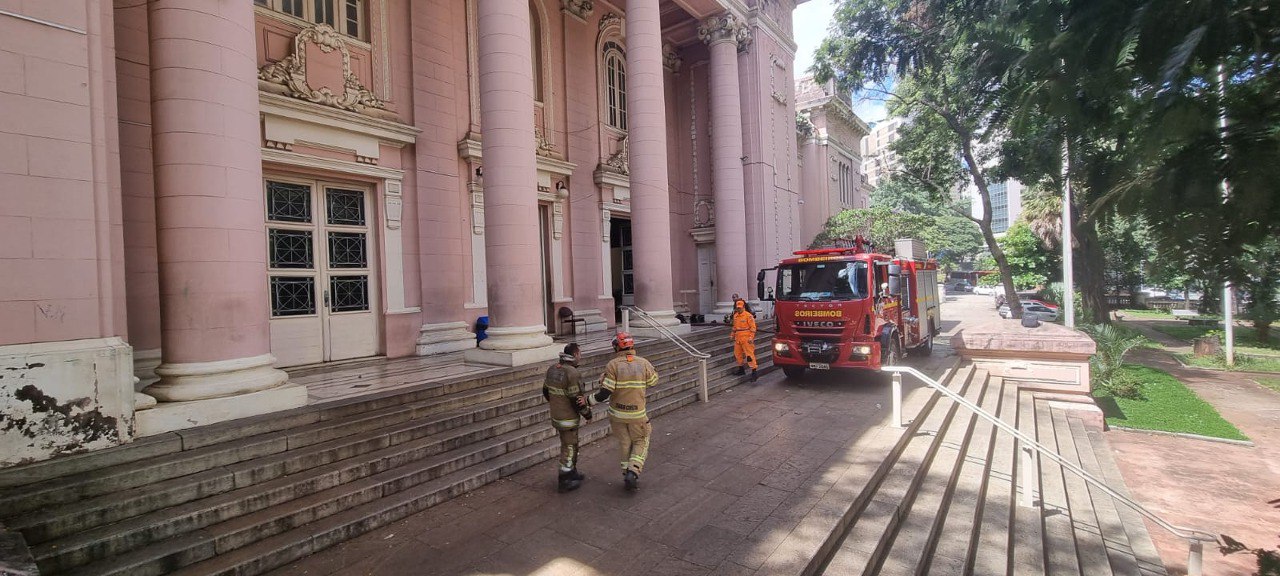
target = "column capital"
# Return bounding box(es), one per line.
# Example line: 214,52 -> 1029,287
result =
697,12 -> 751,51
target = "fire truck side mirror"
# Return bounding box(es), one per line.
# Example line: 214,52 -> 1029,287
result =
756,270 -> 767,301
887,264 -> 903,295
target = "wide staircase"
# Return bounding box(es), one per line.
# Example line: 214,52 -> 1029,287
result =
807,364 -> 1181,576
0,326 -> 775,576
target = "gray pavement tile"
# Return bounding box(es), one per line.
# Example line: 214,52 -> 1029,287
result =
678,525 -> 742,568
703,463 -> 771,497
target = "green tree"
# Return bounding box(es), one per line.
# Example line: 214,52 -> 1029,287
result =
869,179 -> 984,271
810,206 -> 932,250
1241,239 -> 1280,343
813,2 -> 1033,316
999,223 -> 1056,290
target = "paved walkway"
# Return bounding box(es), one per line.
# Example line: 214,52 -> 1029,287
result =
1107,348 -> 1280,576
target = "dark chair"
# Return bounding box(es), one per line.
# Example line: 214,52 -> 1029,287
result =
558,307 -> 585,336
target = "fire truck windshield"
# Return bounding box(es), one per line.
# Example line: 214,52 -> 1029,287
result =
776,261 -> 868,301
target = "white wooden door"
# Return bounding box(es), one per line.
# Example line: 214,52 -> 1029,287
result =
697,244 -> 716,314
266,179 -> 380,367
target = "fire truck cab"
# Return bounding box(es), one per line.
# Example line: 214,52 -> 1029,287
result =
758,237 -> 941,379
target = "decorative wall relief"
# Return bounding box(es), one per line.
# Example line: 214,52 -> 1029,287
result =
258,24 -> 385,114
604,135 -> 630,175
562,0 -> 595,21
694,198 -> 716,228
663,44 -> 683,73
599,12 -> 621,32
385,180 -> 403,230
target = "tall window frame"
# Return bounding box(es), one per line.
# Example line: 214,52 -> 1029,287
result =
602,41 -> 628,132
256,0 -> 367,42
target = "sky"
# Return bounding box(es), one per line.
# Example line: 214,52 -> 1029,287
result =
792,0 -> 891,125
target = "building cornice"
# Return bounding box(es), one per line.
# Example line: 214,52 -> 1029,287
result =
259,92 -> 419,146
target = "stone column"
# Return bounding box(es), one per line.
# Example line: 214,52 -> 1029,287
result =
138,0 -> 303,435
463,0 -> 558,366
625,0 -> 687,334
699,13 -> 751,316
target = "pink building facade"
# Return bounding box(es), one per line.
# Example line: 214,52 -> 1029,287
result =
795,75 -> 870,246
0,0 -> 806,465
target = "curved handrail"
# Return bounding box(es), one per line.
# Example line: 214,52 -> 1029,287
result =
883,366 -> 1218,549
623,306 -> 710,360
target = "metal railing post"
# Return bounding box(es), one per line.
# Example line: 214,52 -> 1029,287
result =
1020,445 -> 1036,508
1187,540 -> 1203,576
621,308 -> 629,333
698,359 -> 709,402
891,372 -> 903,428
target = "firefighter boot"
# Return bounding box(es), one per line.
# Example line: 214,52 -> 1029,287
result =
733,365 -> 745,376
750,368 -> 759,382
623,469 -> 639,492
569,467 -> 585,482
558,470 -> 583,493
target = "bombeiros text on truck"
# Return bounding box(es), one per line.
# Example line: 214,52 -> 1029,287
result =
757,237 -> 941,379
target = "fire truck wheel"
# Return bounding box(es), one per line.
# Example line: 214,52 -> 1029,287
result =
782,366 -> 806,379
917,335 -> 933,356
882,336 -> 903,366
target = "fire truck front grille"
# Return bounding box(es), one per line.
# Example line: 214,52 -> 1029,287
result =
796,327 -> 844,337
799,339 -> 841,363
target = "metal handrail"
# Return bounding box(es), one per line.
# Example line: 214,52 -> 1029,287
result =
883,365 -> 1218,576
622,307 -> 713,402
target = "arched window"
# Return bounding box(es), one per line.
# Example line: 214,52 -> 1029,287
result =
530,2 -> 544,103
603,42 -> 627,131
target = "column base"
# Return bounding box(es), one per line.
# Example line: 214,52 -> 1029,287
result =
134,383 -> 308,437
416,321 -> 476,356
464,324 -> 558,366
712,301 -> 736,317
145,354 -> 289,402
0,337 -> 134,468
133,348 -> 161,391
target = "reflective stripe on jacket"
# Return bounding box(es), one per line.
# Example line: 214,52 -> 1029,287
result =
601,352 -> 658,421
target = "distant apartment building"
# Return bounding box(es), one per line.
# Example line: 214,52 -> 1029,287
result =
966,179 -> 1026,235
860,117 -> 905,188
795,76 -> 871,244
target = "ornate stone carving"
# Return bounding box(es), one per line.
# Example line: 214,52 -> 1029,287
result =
562,0 -> 594,21
662,44 -> 683,72
535,129 -> 557,157
385,180 -> 403,230
693,198 -> 716,228
598,12 -> 621,32
796,112 -> 815,139
604,135 -> 629,175
258,24 -> 385,114
697,13 -> 749,50
771,90 -> 788,105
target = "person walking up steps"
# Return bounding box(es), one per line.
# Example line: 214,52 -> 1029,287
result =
731,299 -> 758,381
543,343 -> 591,492
578,332 -> 657,492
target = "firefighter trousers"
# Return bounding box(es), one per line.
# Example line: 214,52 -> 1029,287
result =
610,418 -> 651,474
733,332 -> 758,369
555,425 -> 579,470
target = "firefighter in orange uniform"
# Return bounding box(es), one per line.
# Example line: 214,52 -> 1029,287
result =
578,332 -> 658,492
731,299 -> 758,381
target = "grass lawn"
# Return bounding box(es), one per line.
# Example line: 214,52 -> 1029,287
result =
1150,323 -> 1280,353
1093,364 -> 1248,441
1254,377 -> 1280,394
1177,353 -> 1280,374
1115,308 -> 1175,319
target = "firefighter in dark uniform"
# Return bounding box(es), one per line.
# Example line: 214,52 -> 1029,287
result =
543,343 -> 591,492
578,332 -> 658,492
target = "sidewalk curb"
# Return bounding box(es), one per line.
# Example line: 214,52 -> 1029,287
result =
1108,426 -> 1254,447
1168,354 -> 1280,376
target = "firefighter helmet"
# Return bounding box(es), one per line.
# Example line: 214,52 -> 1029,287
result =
612,331 -> 635,350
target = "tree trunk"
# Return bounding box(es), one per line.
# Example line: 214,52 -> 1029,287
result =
1073,216 -> 1109,324
1256,319 -> 1272,344
956,128 -> 1022,319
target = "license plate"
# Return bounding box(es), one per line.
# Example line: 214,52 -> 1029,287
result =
808,362 -> 830,370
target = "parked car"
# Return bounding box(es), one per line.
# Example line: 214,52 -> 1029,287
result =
973,284 -> 997,295
993,290 -> 1040,309
949,280 -> 973,293
999,303 -> 1060,322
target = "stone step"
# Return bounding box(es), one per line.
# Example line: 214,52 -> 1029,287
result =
819,365 -> 978,574
0,327 -> 734,491
915,371 -> 1004,575
1066,416 -> 1142,576
1035,400 -> 1085,576
1048,406 -> 1116,576
873,369 -> 991,576
27,342 -> 773,573
1084,428 -> 1167,576
0,332 -> 753,520
1011,389 -> 1047,575
61,357 -> 775,576
969,376 -> 1021,576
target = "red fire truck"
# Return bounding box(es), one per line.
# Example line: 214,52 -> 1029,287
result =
757,237 -> 941,379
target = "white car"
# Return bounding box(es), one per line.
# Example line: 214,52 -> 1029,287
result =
998,303 -> 1060,322
973,284 -> 997,295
